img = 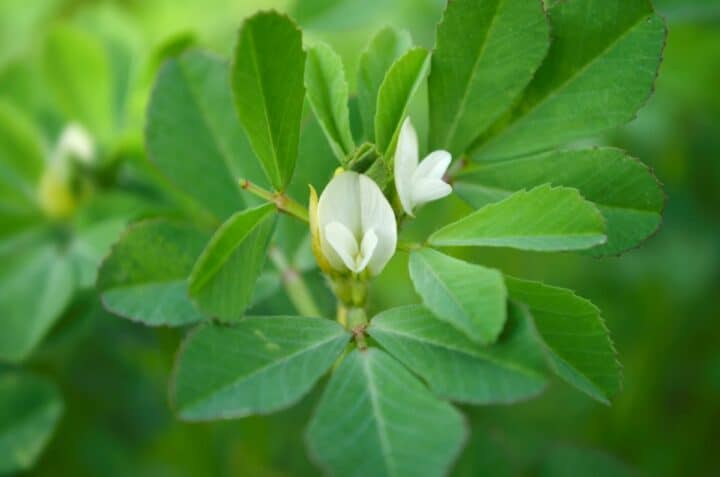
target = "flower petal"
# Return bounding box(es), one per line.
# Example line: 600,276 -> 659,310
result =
357,174 -> 397,275
357,228 -> 378,273
325,221 -> 359,272
318,171 -> 362,236
394,117 -> 419,216
411,178 -> 453,206
413,150 -> 451,181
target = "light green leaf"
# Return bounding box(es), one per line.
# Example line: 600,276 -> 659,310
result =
374,47 -> 430,155
231,11 -> 306,190
472,0 -> 666,159
0,373 -> 63,474
409,249 -> 506,344
305,42 -> 354,162
455,148 -> 665,255
429,0 -> 550,156
188,204 -> 276,322
98,220 -> 209,327
0,238 -> 75,363
43,24 -> 113,140
357,27 -> 412,141
172,317 -> 349,420
68,218 -> 127,289
369,305 -> 548,404
306,348 -> 466,477
429,184 -> 606,251
506,276 -> 621,403
146,50 -> 258,221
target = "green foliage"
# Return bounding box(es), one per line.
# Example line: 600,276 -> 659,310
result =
231,11 -> 306,191
0,373 -> 63,474
98,220 -> 209,327
454,148 -> 665,256
172,317 -> 349,420
305,348 -> 466,477
428,0 -> 550,156
409,249 -> 506,344
374,47 -> 430,155
305,42 -> 355,162
506,276 -> 621,403
430,185 -> 607,251
368,305 -> 548,404
188,204 -> 276,322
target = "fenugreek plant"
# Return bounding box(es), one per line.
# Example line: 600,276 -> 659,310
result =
98,0 -> 666,475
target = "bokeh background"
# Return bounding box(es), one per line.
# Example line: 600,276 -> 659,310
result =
1,0 -> 719,475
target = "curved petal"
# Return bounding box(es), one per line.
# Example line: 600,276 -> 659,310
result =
411,178 -> 452,206
394,118 -> 419,216
414,150 -> 451,181
358,174 -> 397,275
357,229 -> 378,273
325,221 -> 359,272
318,172 -> 363,271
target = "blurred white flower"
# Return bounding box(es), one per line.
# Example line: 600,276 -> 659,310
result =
394,117 -> 452,216
315,171 -> 397,275
55,123 -> 95,165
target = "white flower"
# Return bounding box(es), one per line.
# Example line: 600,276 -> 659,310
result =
55,123 -> 95,165
316,171 -> 397,275
394,117 -> 452,216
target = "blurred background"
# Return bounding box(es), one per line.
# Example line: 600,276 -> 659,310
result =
0,0 -> 719,475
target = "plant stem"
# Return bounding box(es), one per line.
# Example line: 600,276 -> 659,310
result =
239,178 -> 309,222
268,245 -> 322,317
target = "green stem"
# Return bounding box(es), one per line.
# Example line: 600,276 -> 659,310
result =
239,178 -> 309,222
268,245 -> 322,317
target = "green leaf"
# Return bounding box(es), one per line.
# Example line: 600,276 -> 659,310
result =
369,305 -> 547,405
188,204 -> 276,322
98,220 -> 209,327
172,316 -> 349,420
43,24 -> 113,140
0,373 -> 63,474
429,184 -> 606,251
455,148 -> 665,255
409,249 -> 506,344
68,218 -> 127,289
472,0 -> 666,159
146,50 -> 258,221
374,47 -> 430,155
357,27 -> 412,141
305,42 -> 354,161
0,238 -> 75,363
506,276 -> 621,403
428,0 -> 550,156
305,348 -> 466,477
231,11 -> 306,190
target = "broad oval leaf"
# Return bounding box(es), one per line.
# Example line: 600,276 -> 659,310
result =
147,50 -> 260,222
98,220 -> 209,327
231,11 -> 306,190
369,305 -> 548,405
454,148 -> 665,256
409,249 -> 506,344
305,348 -> 466,477
472,0 -> 666,159
357,27 -> 412,141
506,276 -> 621,403
0,373 -> 63,474
429,0 -> 550,156
429,184 -> 606,251
172,316 -> 349,420
188,204 -> 276,322
305,41 -> 354,161
374,47 -> 430,155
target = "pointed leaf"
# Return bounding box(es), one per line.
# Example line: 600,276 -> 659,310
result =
188,204 -> 276,321
455,148 -> 665,255
357,27 -> 412,141
429,184 -> 606,251
369,305 -> 547,404
146,51 -> 260,221
305,42 -> 354,161
472,0 -> 666,159
409,249 -> 506,344
0,373 -> 63,474
231,11 -> 306,190
306,348 -> 466,477
429,0 -> 550,156
98,220 -> 209,327
506,276 -> 621,403
172,317 -> 349,420
374,47 -> 430,155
